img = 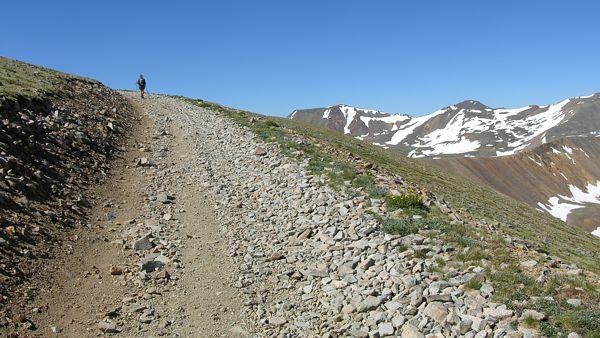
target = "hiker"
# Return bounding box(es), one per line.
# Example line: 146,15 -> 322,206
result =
136,75 -> 146,98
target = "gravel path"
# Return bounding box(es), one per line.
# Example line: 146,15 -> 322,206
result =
29,93 -> 574,337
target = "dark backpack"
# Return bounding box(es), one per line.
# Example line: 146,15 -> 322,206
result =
138,78 -> 146,88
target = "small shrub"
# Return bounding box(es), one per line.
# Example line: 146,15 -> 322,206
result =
385,193 -> 426,211
195,101 -> 220,109
351,174 -> 388,198
413,250 -> 426,259
435,257 -> 447,267
455,246 -> 488,262
352,174 -> 374,188
366,185 -> 389,199
465,278 -> 482,290
427,265 -> 442,273
397,243 -> 408,253
522,314 -> 539,328
380,218 -> 419,236
264,120 -> 280,128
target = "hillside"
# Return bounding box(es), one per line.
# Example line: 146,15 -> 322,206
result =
290,97 -> 600,234
0,58 -> 598,337
435,136 -> 600,234
0,57 -> 134,333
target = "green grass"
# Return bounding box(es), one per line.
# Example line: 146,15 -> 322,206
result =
522,314 -> 540,329
455,246 -> 488,262
0,56 -> 92,101
464,278 -> 482,291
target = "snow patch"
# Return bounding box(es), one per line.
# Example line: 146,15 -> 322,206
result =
538,180 -> 600,222
387,108 -> 448,146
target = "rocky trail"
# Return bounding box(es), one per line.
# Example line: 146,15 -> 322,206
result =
5,92 -> 595,337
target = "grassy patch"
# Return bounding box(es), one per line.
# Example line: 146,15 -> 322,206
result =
379,217 -> 420,236
0,56 -> 92,100
465,278 -> 482,291
455,246 -> 488,263
352,174 -> 388,198
385,193 -> 426,211
522,314 -> 540,329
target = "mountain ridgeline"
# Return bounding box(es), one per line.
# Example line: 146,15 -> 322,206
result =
290,95 -> 600,234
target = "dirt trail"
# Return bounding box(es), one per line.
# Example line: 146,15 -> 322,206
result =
29,94 -> 248,337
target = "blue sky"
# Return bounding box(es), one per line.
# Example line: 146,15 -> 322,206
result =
2,1 -> 600,116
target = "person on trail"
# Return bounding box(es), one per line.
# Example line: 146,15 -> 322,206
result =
137,74 -> 146,98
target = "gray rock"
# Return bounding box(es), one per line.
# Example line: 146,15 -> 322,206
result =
520,260 -> 538,268
520,309 -> 545,321
480,283 -> 494,297
400,323 -> 424,338
459,318 -> 473,334
378,322 -> 395,336
483,307 -> 514,321
97,321 -> 122,333
269,316 -> 287,326
133,235 -> 154,251
156,192 -> 172,203
356,296 -> 382,313
423,302 -> 447,324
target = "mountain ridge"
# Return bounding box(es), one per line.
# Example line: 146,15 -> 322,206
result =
290,92 -> 599,158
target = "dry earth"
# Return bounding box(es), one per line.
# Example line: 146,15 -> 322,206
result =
27,94 -> 250,337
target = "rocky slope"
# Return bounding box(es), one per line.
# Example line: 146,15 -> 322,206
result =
202,100 -> 599,337
0,57 -> 133,317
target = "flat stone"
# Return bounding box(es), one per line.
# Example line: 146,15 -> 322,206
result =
254,147 -> 267,156
133,235 -> 154,251
97,321 -> 122,333
423,302 -> 448,324
483,307 -> 514,320
401,323 -> 424,338
520,260 -> 538,268
356,296 -> 382,313
269,316 -> 286,326
378,322 -> 395,336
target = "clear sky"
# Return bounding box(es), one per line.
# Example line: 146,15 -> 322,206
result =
2,1 -> 599,116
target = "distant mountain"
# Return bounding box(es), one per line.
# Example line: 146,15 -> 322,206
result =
289,94 -> 600,158
290,94 -> 600,235
435,136 -> 600,234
